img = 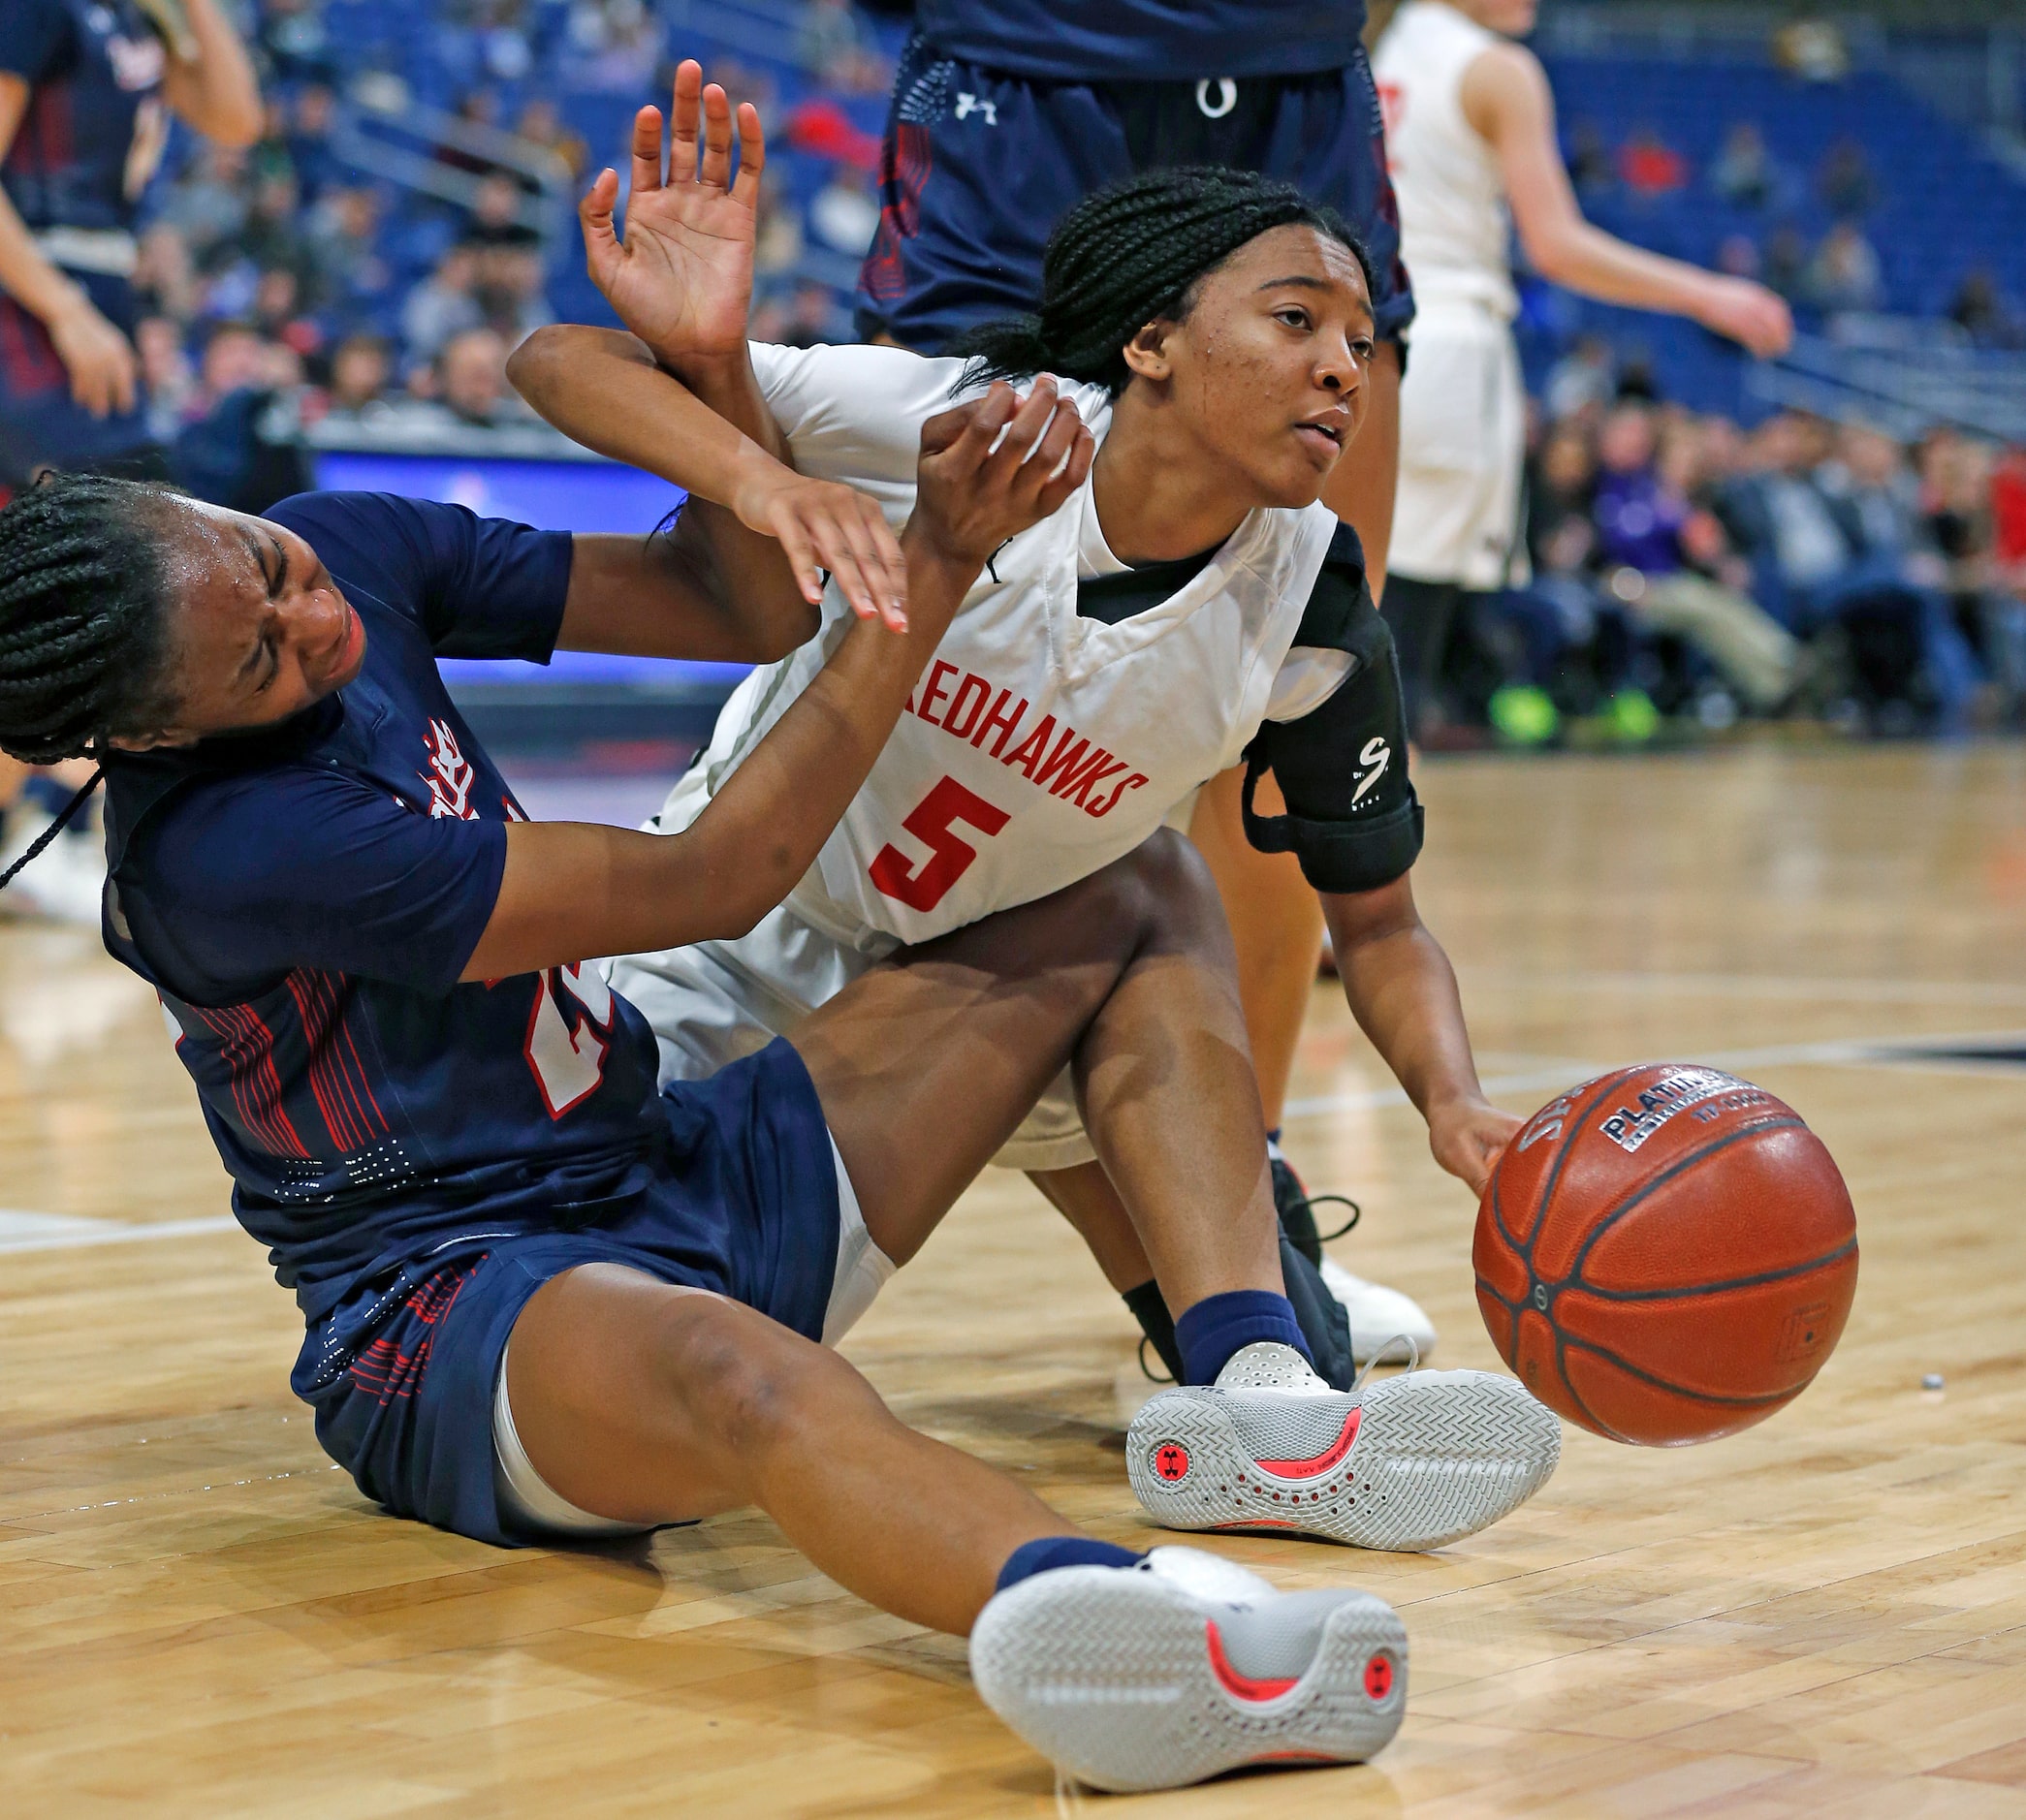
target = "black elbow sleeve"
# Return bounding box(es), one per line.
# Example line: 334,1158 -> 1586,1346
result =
1242,531 -> 1424,894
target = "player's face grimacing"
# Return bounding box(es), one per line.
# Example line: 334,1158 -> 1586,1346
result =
111,498 -> 366,750
1127,223 -> 1376,511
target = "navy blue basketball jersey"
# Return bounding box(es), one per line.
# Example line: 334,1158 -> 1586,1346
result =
914,0 -> 1366,82
101,493 -> 672,1322
0,0 -> 169,235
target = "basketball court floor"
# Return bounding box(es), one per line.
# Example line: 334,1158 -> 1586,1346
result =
4,741 -> 2024,1814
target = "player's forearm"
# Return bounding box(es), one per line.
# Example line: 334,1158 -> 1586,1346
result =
159,0 -> 263,146
467,536 -> 976,978
510,325 -> 768,501
0,211 -> 82,323
1322,894 -> 1489,1119
1526,219 -> 1719,321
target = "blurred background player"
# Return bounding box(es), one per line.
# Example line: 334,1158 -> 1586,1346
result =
0,0 -> 260,920
1371,0 -> 1793,736
853,0 -> 1433,1354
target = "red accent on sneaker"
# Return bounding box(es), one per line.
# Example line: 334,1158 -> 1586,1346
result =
1152,1441 -> 1191,1482
1255,1407 -> 1362,1480
1364,1652 -> 1396,1701
1206,1620 -> 1298,1702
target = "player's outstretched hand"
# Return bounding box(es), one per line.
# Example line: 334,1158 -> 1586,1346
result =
580,58 -> 761,367
1696,276 -> 1793,361
1428,1097 -> 1524,1199
731,462 -> 910,630
910,377 -> 1095,570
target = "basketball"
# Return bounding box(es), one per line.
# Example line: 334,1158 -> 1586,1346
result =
1474,1065 -> 1858,1446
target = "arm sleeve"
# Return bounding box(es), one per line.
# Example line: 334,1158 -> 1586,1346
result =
0,0 -> 66,82
266,492 -> 574,661
131,769 -> 508,1000
1241,525 -> 1424,894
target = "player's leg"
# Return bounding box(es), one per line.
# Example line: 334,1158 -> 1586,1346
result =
792,830 -> 1282,1313
504,1265 -> 1084,1631
503,1265 -> 1409,1790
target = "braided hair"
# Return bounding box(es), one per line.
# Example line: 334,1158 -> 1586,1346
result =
0,474 -> 183,891
952,167 -> 1375,396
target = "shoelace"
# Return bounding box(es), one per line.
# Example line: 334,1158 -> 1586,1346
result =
1349,1333 -> 1421,1395
1287,1189 -> 1361,1242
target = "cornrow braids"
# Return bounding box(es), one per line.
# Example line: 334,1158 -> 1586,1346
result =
951,166 -> 1374,396
0,472 -> 181,766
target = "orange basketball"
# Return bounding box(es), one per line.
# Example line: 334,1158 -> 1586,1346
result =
1473,1064 -> 1858,1445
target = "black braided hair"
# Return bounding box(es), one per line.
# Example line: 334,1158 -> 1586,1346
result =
951,167 -> 1375,396
0,472 -> 181,765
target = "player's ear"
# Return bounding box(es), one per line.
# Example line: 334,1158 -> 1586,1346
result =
1120,319 -> 1176,384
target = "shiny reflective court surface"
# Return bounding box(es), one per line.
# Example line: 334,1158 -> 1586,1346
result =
3,742 -> 2025,1815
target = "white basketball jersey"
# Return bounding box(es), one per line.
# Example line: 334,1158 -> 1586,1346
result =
1374,1 -> 1516,321
640,340 -> 1337,956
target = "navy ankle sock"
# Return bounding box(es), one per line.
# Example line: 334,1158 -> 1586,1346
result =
996,1535 -> 1143,1593
1174,1288 -> 1312,1386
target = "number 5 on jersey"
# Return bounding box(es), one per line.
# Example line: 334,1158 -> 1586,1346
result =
870,776 -> 1010,913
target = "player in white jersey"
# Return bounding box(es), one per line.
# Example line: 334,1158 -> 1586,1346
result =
510,74 -> 1536,1407
1372,0 -> 1794,727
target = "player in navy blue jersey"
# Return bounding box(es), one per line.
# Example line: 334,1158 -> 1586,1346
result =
851,9 -> 1428,1342
0,302 -> 1532,1778
0,0 -> 259,490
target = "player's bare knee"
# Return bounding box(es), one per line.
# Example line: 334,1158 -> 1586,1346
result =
658,1302 -> 848,1466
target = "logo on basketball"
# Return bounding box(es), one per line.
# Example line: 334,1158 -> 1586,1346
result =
1363,1653 -> 1395,1701
1152,1441 -> 1190,1482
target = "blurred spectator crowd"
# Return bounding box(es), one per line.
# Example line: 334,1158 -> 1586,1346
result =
1429,360 -> 2026,744
106,0 -> 899,509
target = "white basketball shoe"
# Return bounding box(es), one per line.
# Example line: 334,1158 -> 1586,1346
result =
1127,1342 -> 1560,1552
970,1544 -> 1407,1792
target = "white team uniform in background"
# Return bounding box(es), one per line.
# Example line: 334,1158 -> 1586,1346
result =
610,341 -> 1352,1171
1375,0 -> 1530,590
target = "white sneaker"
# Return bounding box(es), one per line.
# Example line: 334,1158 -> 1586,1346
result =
0,814 -> 105,927
1319,1256 -> 1440,1365
1128,1354 -> 1560,1553
970,1544 -> 1407,1792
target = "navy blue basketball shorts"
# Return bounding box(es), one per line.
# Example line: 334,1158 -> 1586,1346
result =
0,269 -> 159,488
293,1039 -> 885,1548
855,32 -> 1415,353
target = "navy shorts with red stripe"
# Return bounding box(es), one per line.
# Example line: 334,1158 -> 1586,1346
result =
292,1039 -> 842,1548
854,31 -> 1414,353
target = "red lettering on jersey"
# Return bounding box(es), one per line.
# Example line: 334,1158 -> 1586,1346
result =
941,672 -> 992,740
1030,727 -> 1094,793
1055,748 -> 1128,807
1087,771 -> 1149,818
1001,713 -> 1058,779
869,775 -> 1011,912
971,686 -> 1027,756
917,659 -> 958,725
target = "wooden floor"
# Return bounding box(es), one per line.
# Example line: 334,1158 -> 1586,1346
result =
6,741 -> 2026,1816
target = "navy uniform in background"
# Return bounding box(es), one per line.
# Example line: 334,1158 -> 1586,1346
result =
855,0 -> 1414,356
0,0 -> 172,484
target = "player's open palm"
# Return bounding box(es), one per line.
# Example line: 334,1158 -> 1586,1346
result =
580,58 -> 762,366
911,377 -> 1095,567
